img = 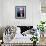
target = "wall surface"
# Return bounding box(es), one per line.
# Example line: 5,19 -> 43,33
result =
0,0 -> 2,26
32,0 -> 41,27
1,0 -> 41,27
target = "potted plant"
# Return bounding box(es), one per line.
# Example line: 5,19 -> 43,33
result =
31,35 -> 38,46
37,21 -> 45,37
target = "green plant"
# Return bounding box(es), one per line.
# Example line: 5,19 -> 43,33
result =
31,36 -> 38,42
31,36 -> 38,46
37,21 -> 45,32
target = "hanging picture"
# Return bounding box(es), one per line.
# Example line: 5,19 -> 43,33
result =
15,6 -> 26,19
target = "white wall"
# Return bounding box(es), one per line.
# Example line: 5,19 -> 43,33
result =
32,0 -> 41,27
0,0 -> 2,26
1,0 -> 41,27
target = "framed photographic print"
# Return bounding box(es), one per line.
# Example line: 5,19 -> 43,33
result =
15,6 -> 26,19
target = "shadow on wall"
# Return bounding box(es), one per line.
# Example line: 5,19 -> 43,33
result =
0,27 -> 5,40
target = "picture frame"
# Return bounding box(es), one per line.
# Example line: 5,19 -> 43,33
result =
15,6 -> 26,19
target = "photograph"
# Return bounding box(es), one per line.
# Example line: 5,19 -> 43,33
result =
15,6 -> 26,19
